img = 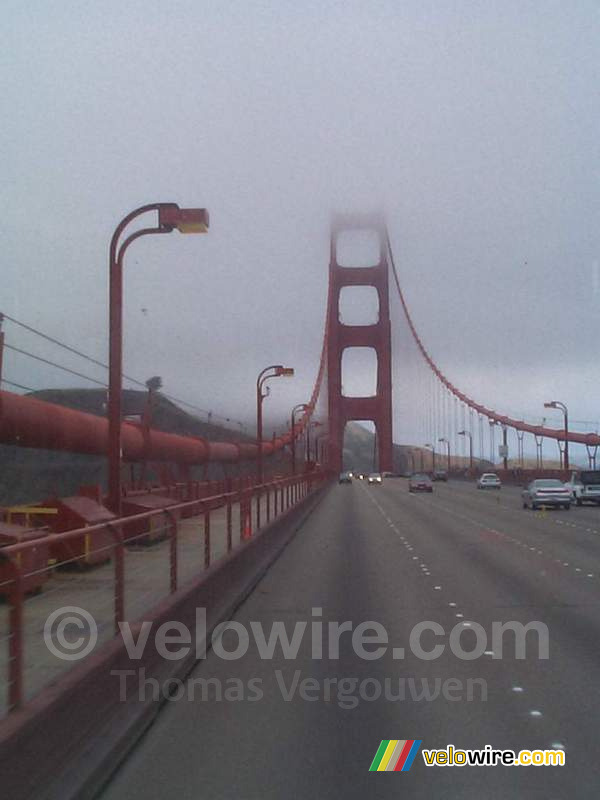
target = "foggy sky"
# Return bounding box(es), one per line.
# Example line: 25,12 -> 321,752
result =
2,1 -> 600,457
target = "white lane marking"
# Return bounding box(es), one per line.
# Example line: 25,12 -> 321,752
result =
448,483 -> 600,536
423,490 -> 600,579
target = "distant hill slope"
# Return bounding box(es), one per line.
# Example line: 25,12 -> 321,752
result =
32,388 -> 246,442
343,421 -> 491,474
0,388 -> 252,505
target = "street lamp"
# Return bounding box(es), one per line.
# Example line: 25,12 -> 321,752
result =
425,443 -> 436,472
458,430 -> 473,471
438,437 -> 451,471
108,203 -> 209,514
291,403 -> 309,475
256,364 -> 294,484
306,420 -> 323,463
544,401 -> 569,470
314,431 -> 329,464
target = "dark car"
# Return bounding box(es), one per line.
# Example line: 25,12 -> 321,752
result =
409,473 -> 433,493
338,472 -> 353,484
432,470 -> 448,482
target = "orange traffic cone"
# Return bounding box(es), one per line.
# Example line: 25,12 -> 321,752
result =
242,509 -> 252,540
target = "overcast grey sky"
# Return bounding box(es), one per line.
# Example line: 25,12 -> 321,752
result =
2,1 -> 599,456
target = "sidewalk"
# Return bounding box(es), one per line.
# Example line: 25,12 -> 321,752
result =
0,495 -> 269,715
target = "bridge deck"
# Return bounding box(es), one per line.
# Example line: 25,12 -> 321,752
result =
99,480 -> 600,797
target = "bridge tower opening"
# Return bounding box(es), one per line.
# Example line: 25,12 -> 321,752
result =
326,215 -> 393,473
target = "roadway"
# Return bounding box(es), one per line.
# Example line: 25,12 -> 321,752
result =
99,478 -> 600,798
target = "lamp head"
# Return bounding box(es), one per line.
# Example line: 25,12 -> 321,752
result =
159,205 -> 209,233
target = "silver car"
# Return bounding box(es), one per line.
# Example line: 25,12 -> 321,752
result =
522,479 -> 571,510
477,473 -> 501,489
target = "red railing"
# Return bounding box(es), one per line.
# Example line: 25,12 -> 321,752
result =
0,470 -> 328,715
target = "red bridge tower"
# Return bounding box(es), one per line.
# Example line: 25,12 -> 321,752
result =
327,215 -> 393,473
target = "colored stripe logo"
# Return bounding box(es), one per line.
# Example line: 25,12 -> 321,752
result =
369,740 -> 422,772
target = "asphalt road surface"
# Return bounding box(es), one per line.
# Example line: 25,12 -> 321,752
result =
100,479 -> 600,799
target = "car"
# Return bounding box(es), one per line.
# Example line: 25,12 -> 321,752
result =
522,479 -> 571,510
338,471 -> 353,484
564,470 -> 600,506
409,473 -> 433,493
477,473 -> 502,490
432,469 -> 448,482
356,473 -> 365,480
367,473 -> 382,485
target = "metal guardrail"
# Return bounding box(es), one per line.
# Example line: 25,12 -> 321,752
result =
0,470 -> 327,715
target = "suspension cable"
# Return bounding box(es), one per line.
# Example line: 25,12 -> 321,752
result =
1,311 -> 244,427
384,232 -> 600,447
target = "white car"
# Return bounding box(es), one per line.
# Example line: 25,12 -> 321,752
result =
564,470 -> 600,506
477,473 -> 501,490
368,473 -> 383,485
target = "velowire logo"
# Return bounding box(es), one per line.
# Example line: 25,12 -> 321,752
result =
369,739 -> 422,772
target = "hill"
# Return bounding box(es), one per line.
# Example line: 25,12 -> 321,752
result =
0,388 -> 254,505
343,422 -> 491,474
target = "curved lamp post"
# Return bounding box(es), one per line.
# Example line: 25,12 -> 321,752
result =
108,203 -> 209,514
458,430 -> 473,471
256,364 -> 294,484
291,403 -> 309,475
438,437 -> 451,472
544,401 -> 569,470
314,431 -> 329,465
306,419 -> 323,463
425,442 -> 436,472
